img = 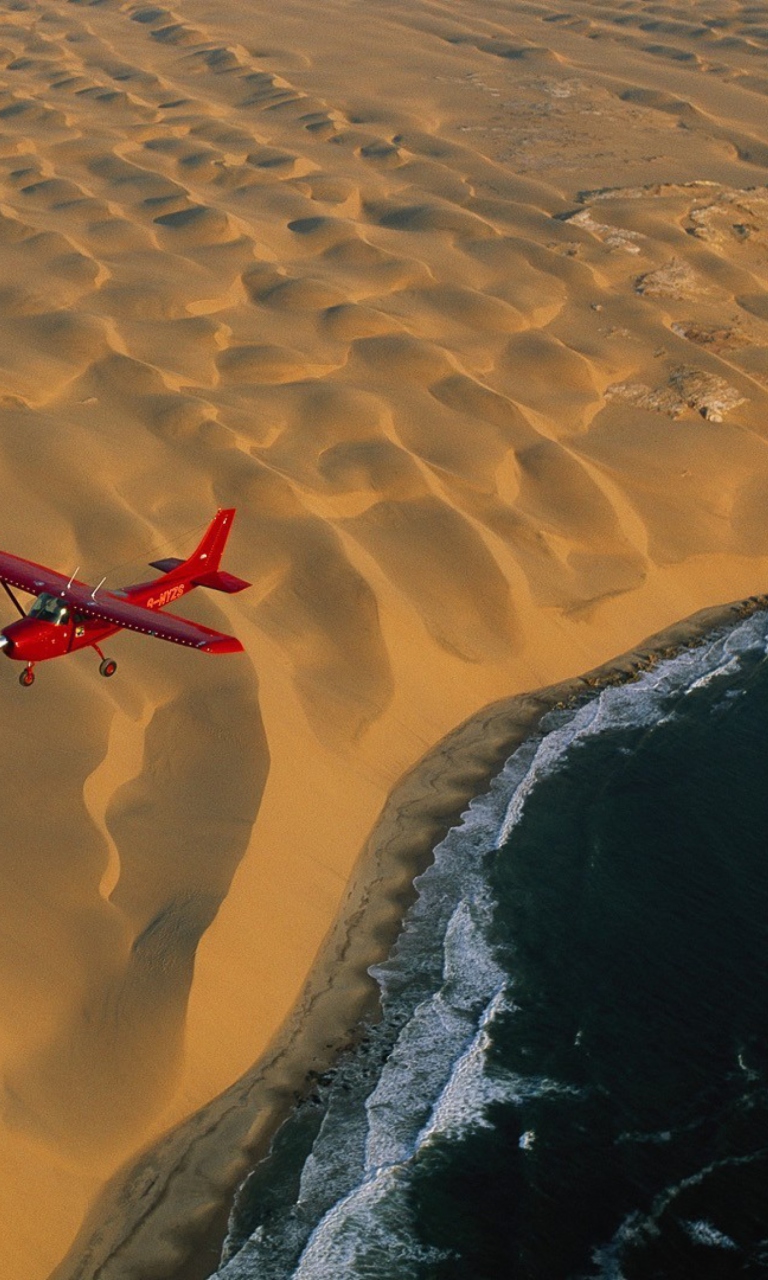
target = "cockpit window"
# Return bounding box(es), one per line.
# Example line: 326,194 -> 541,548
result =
29,593 -> 71,626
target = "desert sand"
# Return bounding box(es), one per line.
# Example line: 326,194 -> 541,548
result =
0,0 -> 767,1275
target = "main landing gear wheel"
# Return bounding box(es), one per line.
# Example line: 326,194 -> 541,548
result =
99,658 -> 117,678
19,668 -> 34,688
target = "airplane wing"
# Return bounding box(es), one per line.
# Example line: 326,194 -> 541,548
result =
0,549 -> 242,653
70,588 -> 244,653
0,548 -> 84,597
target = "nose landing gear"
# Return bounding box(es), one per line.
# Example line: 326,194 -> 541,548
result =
19,665 -> 34,688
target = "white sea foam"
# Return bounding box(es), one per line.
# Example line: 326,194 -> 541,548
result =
364,884 -> 507,1169
297,1089 -> 368,1218
682,1219 -> 738,1249
363,992 -> 475,1169
415,987 -> 511,1146
278,807 -> 523,1276
591,1209 -> 650,1280
592,1148 -> 764,1276
291,1165 -> 451,1279
685,656 -> 741,693
494,681 -> 666,848
495,613 -> 768,850
293,987 -> 525,1279
617,1127 -> 673,1145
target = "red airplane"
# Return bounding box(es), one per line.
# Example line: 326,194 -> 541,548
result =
0,508 -> 249,686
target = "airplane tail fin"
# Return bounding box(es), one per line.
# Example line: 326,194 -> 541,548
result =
188,508 -> 237,574
150,509 -> 251,594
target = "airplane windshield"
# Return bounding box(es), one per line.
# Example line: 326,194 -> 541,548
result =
29,593 -> 71,626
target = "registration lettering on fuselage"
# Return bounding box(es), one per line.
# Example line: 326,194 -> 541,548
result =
147,583 -> 186,610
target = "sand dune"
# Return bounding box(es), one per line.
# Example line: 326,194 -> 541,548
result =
0,0 -> 766,1274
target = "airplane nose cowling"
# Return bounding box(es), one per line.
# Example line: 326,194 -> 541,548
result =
1,617 -> 62,660
0,634 -> 13,657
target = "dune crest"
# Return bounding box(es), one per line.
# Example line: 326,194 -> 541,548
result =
0,0 -> 767,1275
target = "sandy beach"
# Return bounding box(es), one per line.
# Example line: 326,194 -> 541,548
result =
0,0 -> 767,1274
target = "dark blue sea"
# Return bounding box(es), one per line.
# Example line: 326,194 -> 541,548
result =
214,612 -> 768,1280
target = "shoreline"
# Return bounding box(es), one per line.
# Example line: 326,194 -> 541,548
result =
53,591 -> 768,1280
7,0 -> 768,1269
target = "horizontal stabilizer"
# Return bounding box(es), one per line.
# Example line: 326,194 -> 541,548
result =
150,557 -> 184,573
192,569 -> 251,594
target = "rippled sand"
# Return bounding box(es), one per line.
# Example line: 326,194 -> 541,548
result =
0,0 -> 767,1275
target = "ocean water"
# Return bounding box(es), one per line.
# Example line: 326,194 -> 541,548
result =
214,611 -> 768,1280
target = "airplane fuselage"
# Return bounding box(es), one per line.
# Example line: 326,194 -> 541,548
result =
0,575 -> 198,665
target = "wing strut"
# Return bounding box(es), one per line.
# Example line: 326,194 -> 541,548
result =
1,581 -> 25,618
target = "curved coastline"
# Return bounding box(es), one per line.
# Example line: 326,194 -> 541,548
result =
52,592 -> 768,1280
